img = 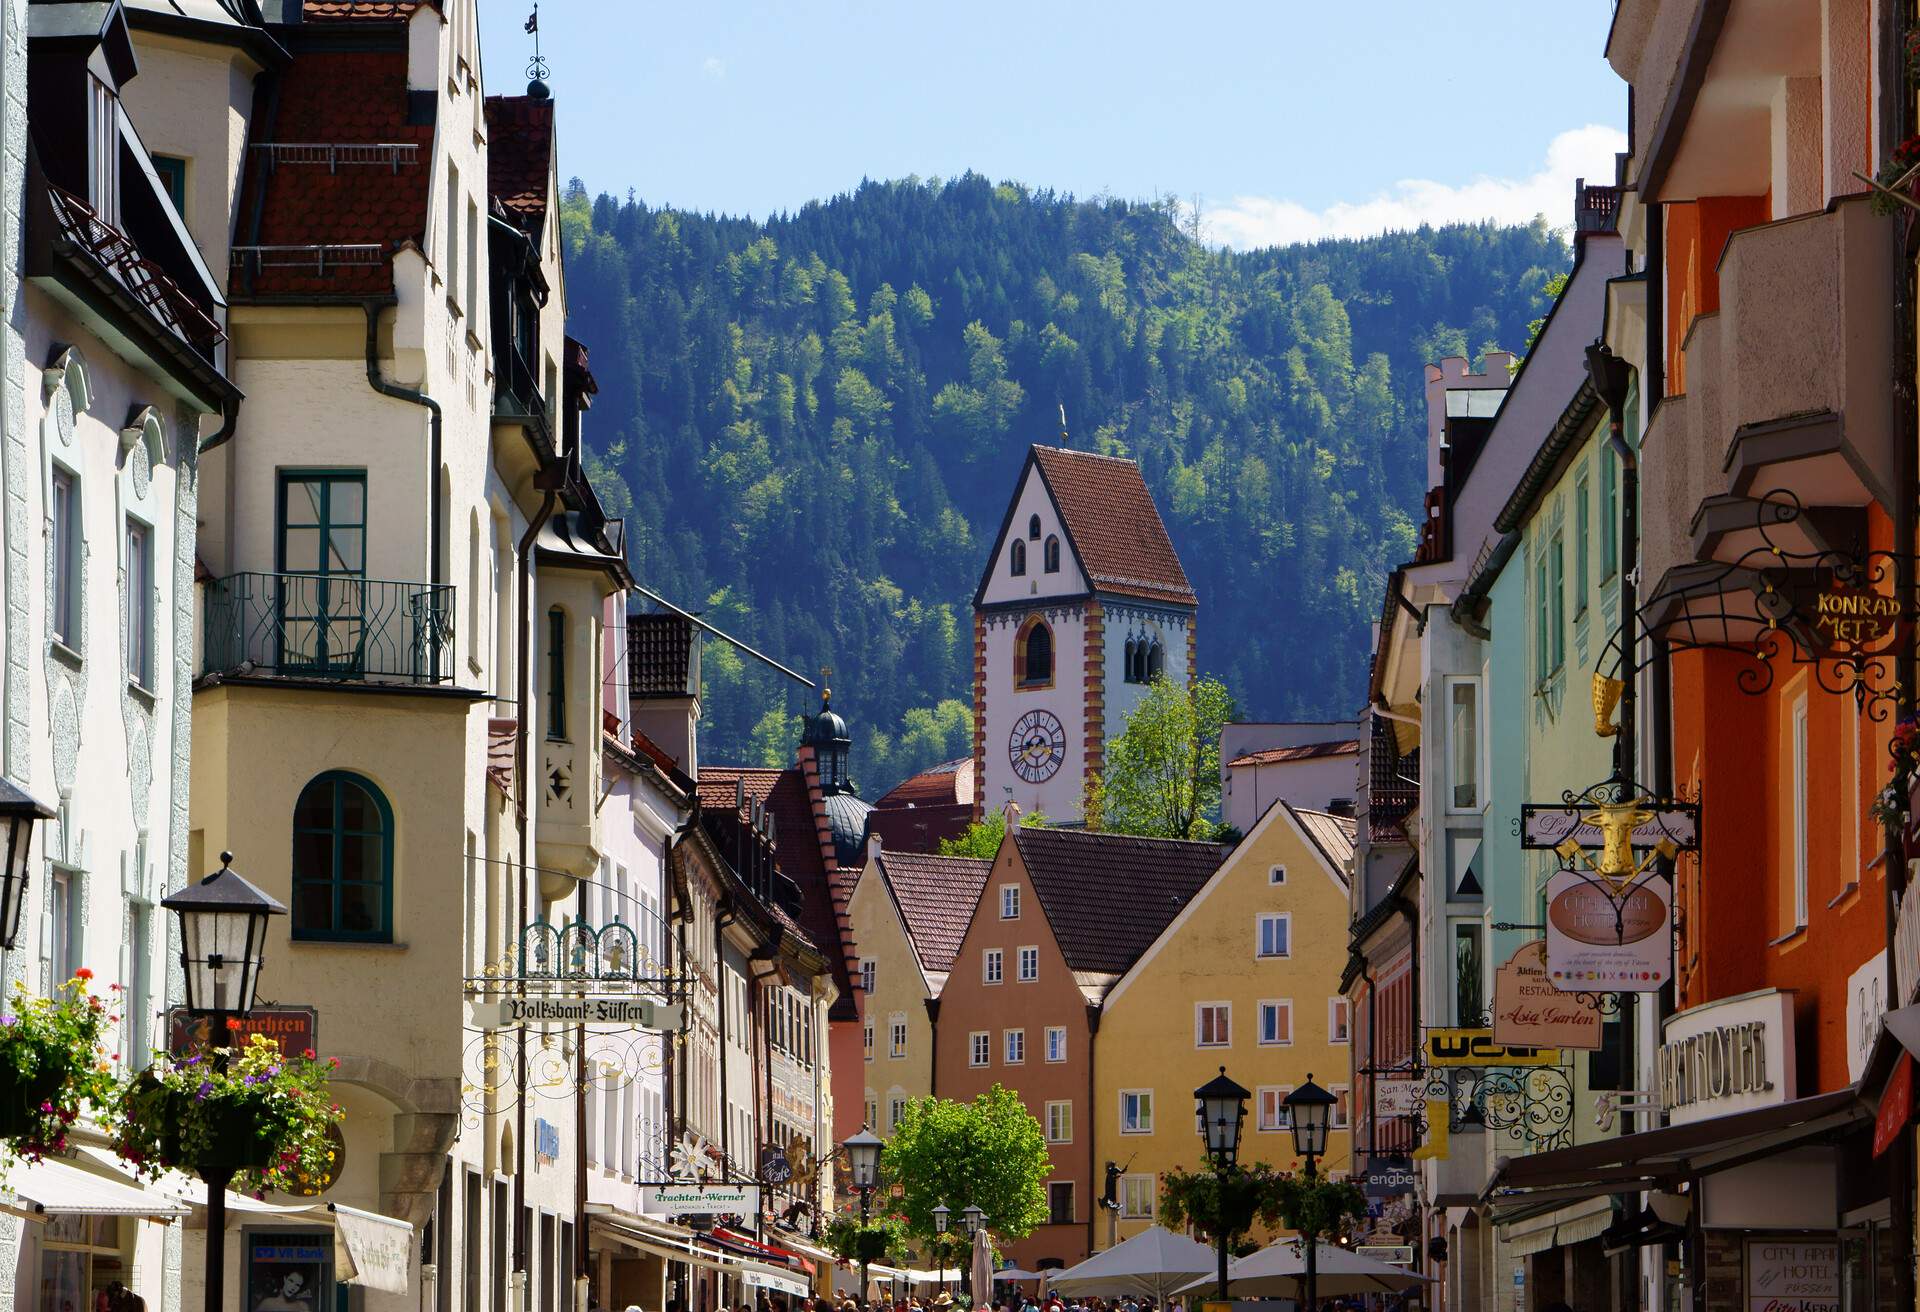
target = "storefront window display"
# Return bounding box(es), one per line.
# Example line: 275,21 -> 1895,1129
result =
38,1215 -> 136,1312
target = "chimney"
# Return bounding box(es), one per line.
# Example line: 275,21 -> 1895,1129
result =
1002,800 -> 1022,828
1328,797 -> 1355,818
867,832 -> 883,863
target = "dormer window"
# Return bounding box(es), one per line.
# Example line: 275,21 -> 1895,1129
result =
1010,540 -> 1027,576
1028,514 -> 1041,539
1043,535 -> 1060,573
89,75 -> 119,224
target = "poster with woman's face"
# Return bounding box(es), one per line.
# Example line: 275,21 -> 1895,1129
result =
247,1234 -> 328,1312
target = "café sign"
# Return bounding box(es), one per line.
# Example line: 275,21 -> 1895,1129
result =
1657,989 -> 1795,1126
1493,940 -> 1602,1050
1544,870 -> 1671,993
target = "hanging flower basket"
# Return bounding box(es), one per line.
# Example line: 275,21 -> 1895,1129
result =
0,971 -> 120,1161
113,1033 -> 345,1192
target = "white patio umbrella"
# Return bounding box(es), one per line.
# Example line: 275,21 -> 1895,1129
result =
1047,1226 -> 1219,1302
970,1227 -> 995,1304
994,1268 -> 1045,1282
1174,1241 -> 1431,1298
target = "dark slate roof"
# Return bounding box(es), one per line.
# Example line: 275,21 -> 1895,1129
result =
484,94 -> 553,231
232,46 -> 430,298
1031,446 -> 1194,604
627,614 -> 696,698
879,851 -> 992,977
865,802 -> 975,854
823,791 -> 874,868
1227,740 -> 1359,768
874,758 -> 970,809
1012,827 -> 1222,976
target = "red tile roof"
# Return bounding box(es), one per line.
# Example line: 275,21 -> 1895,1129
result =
301,1 -> 431,20
485,95 -> 554,229
864,802 -> 975,855
878,851 -> 991,977
1012,827 -> 1221,977
231,48 -> 431,298
873,757 -> 971,809
1226,739 -> 1360,768
1031,446 -> 1193,604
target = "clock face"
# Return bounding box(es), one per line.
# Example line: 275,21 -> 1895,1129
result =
1009,709 -> 1067,783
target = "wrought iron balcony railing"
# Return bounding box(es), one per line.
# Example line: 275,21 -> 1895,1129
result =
202,572 -> 455,684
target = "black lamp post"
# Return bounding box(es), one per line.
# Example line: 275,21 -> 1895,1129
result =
932,1205 -> 951,1295
1284,1077 -> 1338,1312
0,779 -> 54,951
1194,1067 -> 1250,1304
844,1129 -> 884,1312
163,852 -> 285,1312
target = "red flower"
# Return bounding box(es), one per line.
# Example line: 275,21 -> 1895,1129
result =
302,1048 -> 316,1060
73,968 -> 92,981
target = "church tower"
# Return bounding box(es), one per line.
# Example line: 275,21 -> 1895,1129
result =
971,445 -> 1196,823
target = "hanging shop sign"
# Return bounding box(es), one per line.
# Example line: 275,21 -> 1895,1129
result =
1493,940 -> 1603,1050
170,1005 -> 316,1058
1544,870 -> 1672,993
1657,989 -> 1795,1126
1356,1246 -> 1415,1267
759,1145 -> 793,1184
1846,951 -> 1889,1083
1744,1240 -> 1839,1312
467,997 -> 683,1030
1375,1079 -> 1427,1117
1875,1053 -> 1913,1158
1361,1156 -> 1416,1199
1897,884 -> 1920,1006
535,1119 -> 560,1166
1424,1028 -> 1560,1067
641,1184 -> 760,1216
1521,802 -> 1698,852
1803,577 -> 1904,651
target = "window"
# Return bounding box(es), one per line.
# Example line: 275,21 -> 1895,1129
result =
1257,1086 -> 1293,1132
889,1015 -> 908,1059
1331,1085 -> 1351,1129
860,959 -> 876,993
124,518 -> 151,686
1455,923 -> 1484,1024
1004,1029 -> 1025,1064
291,771 -> 395,941
862,1020 -> 874,1062
889,1098 -> 907,1130
1447,678 -> 1479,811
1196,1002 -> 1231,1048
1574,467 -> 1591,616
1269,865 -> 1286,886
276,471 -> 367,674
1043,535 -> 1060,573
1329,998 -> 1351,1044
1045,1026 -> 1067,1063
152,154 -> 188,214
1120,1174 -> 1155,1220
1016,616 -> 1053,688
1549,532 -> 1566,669
1257,913 -> 1291,958
970,1031 -> 991,1067
1017,946 -> 1039,982
1000,884 -> 1021,919
465,197 -> 480,331
49,866 -> 74,984
1599,444 -> 1618,578
1028,514 -> 1042,540
444,161 -> 460,307
1047,1182 -> 1074,1226
1258,1000 -> 1291,1046
125,897 -> 152,1070
864,1097 -> 877,1129
50,467 -> 77,648
88,76 -> 119,221
1045,1101 -> 1072,1143
1010,540 -> 1027,576
1119,1090 -> 1153,1134
1792,693 -> 1809,929
983,948 -> 1003,984
546,608 -> 568,739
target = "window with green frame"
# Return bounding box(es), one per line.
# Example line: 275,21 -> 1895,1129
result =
291,771 -> 394,941
1599,447 -> 1618,579
152,154 -> 187,215
1573,466 -> 1591,618
1550,533 -> 1566,668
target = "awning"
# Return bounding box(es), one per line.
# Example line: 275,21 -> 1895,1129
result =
589,1211 -> 776,1280
740,1266 -> 810,1299
1484,1087 -> 1870,1209
1,1157 -> 189,1221
712,1226 -> 814,1273
331,1204 -> 413,1294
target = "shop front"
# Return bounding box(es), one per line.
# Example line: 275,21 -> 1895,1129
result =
5,1148 -> 191,1312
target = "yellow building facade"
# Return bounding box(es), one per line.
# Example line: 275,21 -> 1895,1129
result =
1093,800 -> 1356,1248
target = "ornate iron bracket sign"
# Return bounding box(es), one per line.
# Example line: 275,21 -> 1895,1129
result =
1598,489 -> 1912,720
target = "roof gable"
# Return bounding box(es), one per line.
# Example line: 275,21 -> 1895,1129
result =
973,449 -> 1090,607
1032,446 -> 1193,605
484,93 -> 554,233
878,850 -> 992,979
1009,826 -> 1220,978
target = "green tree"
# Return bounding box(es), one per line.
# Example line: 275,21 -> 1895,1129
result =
880,1086 -> 1051,1245
936,806 -> 1048,858
1089,675 -> 1238,839
1160,1163 -> 1365,1249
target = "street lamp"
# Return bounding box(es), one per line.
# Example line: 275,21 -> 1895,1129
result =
0,779 -> 54,951
932,1205 -> 951,1295
163,852 -> 285,1312
1194,1067 -> 1249,1303
1284,1077 -> 1339,1312
843,1129 -> 885,1311
954,1205 -> 984,1300
962,1205 -> 984,1234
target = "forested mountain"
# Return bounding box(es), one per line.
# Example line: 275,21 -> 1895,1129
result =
560,175 -> 1567,793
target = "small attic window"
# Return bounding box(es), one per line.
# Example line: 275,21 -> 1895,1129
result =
1044,535 -> 1060,573
1028,514 -> 1042,539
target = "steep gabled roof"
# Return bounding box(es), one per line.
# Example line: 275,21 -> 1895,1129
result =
1030,446 -> 1193,604
484,94 -> 554,232
1287,802 -> 1357,875
1226,740 -> 1359,768
1011,827 -> 1220,979
878,851 -> 992,978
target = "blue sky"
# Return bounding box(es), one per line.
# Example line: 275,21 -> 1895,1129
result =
480,1 -> 1627,249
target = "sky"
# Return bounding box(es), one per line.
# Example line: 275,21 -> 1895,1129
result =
479,1 -> 1628,251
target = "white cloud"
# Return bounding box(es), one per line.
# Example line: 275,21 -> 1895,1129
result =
1201,124 -> 1629,250
701,56 -> 726,80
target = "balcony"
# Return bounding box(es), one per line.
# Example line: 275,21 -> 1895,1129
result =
493,340 -> 552,446
202,572 -> 455,685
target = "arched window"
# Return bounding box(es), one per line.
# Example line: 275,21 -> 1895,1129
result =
1010,540 -> 1027,576
1016,615 -> 1054,688
1124,638 -> 1137,684
292,771 -> 394,941
1028,514 -> 1042,540
1043,534 -> 1060,573
1148,641 -> 1164,681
